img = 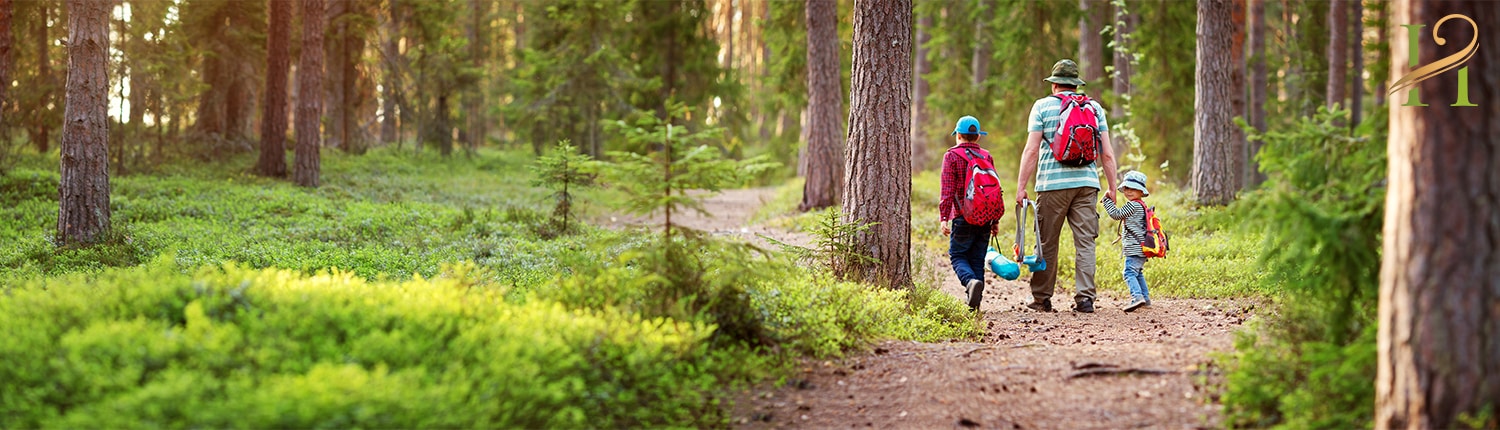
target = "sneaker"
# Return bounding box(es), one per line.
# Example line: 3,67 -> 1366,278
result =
1123,297 -> 1147,312
1145,298 -> 1153,307
1073,298 -> 1095,313
965,279 -> 984,311
1026,300 -> 1054,312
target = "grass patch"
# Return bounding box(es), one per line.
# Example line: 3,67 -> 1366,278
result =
0,148 -> 980,427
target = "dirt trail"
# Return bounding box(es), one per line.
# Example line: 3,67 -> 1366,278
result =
620,188 -> 1250,429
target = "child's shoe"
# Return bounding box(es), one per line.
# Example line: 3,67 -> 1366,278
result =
965,279 -> 984,311
1123,297 -> 1147,312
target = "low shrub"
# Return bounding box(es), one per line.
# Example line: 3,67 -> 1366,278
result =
0,258 -> 726,428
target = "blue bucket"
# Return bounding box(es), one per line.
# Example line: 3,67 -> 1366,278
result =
986,246 -> 1021,280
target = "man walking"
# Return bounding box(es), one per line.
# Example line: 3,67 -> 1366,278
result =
1015,59 -> 1120,313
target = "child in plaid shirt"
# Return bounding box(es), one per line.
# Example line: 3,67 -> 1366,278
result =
940,116 -> 1001,312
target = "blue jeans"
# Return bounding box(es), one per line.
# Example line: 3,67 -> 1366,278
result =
1124,255 -> 1150,301
950,217 -> 991,287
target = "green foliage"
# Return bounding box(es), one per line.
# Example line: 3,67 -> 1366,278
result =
0,259 -> 726,428
529,140 -> 598,235
604,102 -> 775,237
1221,107 -> 1387,429
760,207 -> 878,278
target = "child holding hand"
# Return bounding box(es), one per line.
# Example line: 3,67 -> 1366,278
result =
1102,171 -> 1152,312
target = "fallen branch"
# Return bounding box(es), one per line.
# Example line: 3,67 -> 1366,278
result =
961,346 -> 994,357
1068,368 -> 1177,379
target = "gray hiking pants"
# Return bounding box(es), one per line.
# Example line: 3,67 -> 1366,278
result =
1029,187 -> 1099,305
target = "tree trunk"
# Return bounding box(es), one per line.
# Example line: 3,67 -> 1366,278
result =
1246,0 -> 1268,187
32,4 -> 50,153
842,0 -> 911,288
1078,0 -> 1106,91
465,0 -> 485,154
0,0 -> 11,139
1349,0 -> 1363,126
800,0 -> 842,211
295,0 -> 325,188
325,0 -> 346,151
970,2 -> 989,90
257,0 -> 291,177
1373,0 -> 1387,107
1378,2 -> 1499,428
57,0 -> 110,246
1327,0 -> 1347,111
910,12 -> 931,173
1190,0 -> 1245,206
380,0 -> 400,144
1110,0 -> 1128,156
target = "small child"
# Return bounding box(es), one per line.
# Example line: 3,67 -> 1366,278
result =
940,116 -> 1002,312
1102,171 -> 1152,312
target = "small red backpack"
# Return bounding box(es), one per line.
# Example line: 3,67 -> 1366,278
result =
1050,93 -> 1102,167
951,147 -> 1005,225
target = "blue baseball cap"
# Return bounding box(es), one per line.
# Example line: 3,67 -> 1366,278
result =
951,116 -> 988,136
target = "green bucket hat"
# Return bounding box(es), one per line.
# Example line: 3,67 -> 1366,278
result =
1043,59 -> 1087,87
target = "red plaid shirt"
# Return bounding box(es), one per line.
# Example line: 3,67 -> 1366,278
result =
939,142 -> 988,222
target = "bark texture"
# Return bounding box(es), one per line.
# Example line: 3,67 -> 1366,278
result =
910,12 -> 931,172
1328,0 -> 1348,110
325,0 -> 347,152
295,0 -> 325,188
1190,0 -> 1245,206
841,0 -> 911,288
1079,0 -> 1106,89
257,0 -> 292,177
1247,0 -> 1267,186
1350,0 -> 1364,126
800,0 -> 843,211
57,0 -> 111,245
1377,2 -> 1500,429
1111,2 -> 1134,121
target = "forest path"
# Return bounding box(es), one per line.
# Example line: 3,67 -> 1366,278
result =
616,188 -> 1249,429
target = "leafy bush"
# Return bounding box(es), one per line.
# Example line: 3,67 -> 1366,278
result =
0,258 -> 730,428
1220,107 -> 1386,429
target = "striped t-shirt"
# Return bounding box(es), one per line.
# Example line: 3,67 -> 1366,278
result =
1027,92 -> 1109,192
1102,198 -> 1146,257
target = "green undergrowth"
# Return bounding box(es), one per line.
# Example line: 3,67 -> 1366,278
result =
754,168 -> 1266,300
0,148 -> 977,427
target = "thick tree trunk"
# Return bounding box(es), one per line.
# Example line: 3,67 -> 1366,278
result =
295,0 -> 325,188
465,0 -> 485,154
800,0 -> 842,211
910,12 -> 931,172
842,0 -> 911,288
257,0 -> 292,177
1377,2 -> 1500,429
1190,0 -> 1245,206
1247,0 -> 1267,187
380,0 -> 400,144
0,0 -> 10,138
57,0 -> 110,245
226,64 -> 256,142
1079,0 -> 1106,90
325,0 -> 347,151
1349,0 -> 1363,126
1327,0 -> 1347,110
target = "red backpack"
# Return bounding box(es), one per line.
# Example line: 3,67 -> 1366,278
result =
950,147 -> 1005,225
1050,93 -> 1102,167
1133,199 -> 1170,258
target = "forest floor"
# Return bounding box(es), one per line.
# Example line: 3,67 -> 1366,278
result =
617,188 -> 1255,430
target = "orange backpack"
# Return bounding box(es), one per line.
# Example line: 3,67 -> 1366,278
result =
1133,199 -> 1170,258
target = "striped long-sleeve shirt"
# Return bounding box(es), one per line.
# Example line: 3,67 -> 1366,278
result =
1102,198 -> 1146,257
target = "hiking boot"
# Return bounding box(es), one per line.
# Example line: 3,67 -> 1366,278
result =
1026,300 -> 1054,313
965,279 -> 984,311
1073,298 -> 1095,313
1123,297 -> 1147,312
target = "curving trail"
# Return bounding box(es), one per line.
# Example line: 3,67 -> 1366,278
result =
623,188 -> 1252,429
